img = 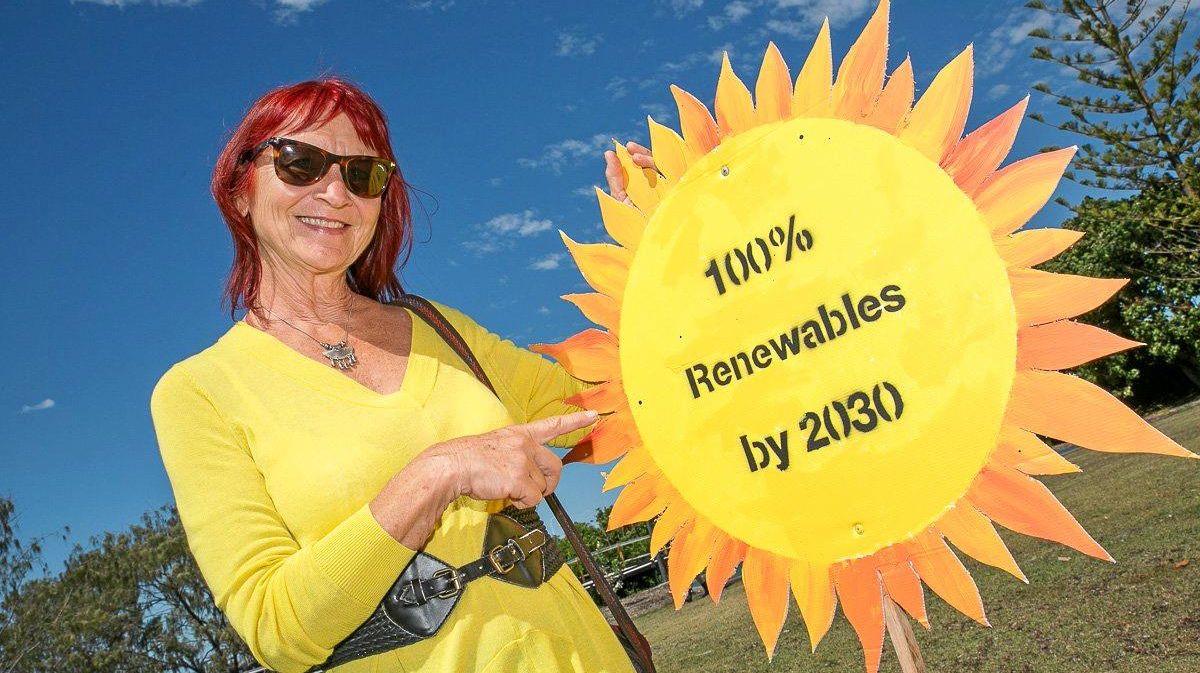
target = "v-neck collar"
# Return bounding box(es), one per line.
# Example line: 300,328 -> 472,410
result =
220,304 -> 437,408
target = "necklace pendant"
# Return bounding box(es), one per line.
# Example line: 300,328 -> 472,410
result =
320,341 -> 358,370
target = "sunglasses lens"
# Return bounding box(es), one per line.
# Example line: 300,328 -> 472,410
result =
275,143 -> 325,185
346,158 -> 391,197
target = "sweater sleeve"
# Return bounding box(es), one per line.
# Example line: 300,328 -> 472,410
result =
429,300 -> 600,450
149,363 -> 417,673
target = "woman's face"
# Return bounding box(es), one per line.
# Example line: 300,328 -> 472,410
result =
237,112 -> 383,278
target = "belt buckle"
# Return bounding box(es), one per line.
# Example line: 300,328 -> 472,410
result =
488,539 -> 524,574
431,568 -> 463,599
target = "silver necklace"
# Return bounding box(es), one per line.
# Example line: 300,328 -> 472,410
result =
258,301 -> 358,370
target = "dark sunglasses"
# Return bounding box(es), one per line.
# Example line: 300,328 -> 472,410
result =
238,137 -> 397,198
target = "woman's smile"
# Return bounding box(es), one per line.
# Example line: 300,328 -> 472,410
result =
296,214 -> 351,234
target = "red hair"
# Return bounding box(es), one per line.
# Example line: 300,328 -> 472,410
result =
210,77 -> 413,320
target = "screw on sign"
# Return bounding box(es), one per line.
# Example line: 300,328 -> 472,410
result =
703,214 -> 815,295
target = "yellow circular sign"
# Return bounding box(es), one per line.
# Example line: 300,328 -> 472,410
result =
620,116 -> 1016,565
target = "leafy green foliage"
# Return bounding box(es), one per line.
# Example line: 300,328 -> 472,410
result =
558,505 -> 659,600
1026,0 -> 1200,198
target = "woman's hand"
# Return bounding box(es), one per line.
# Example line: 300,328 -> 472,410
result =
370,410 -> 599,548
604,141 -> 656,204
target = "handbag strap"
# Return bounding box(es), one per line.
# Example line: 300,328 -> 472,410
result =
391,292 -> 656,673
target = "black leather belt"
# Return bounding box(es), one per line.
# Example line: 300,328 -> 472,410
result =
305,506 -> 565,672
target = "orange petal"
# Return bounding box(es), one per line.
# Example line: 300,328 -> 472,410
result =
901,531 -> 988,626
668,519 -> 718,609
993,424 -> 1080,476
993,226 -> 1082,268
613,140 -> 661,212
755,41 -> 793,124
529,328 -> 617,382
743,548 -> 792,659
704,531 -> 747,603
715,52 -> 755,136
900,45 -> 972,162
569,405 -> 639,465
560,292 -> 620,337
1009,268 -> 1127,326
671,84 -> 720,156
863,56 -> 913,134
647,116 -> 691,182
793,18 -> 832,115
975,146 -> 1077,235
1007,369 -> 1197,459
873,547 -> 928,627
563,377 -> 625,413
595,187 -> 646,251
834,558 -> 885,673
968,463 -> 1113,561
559,230 -> 632,300
936,503 -> 1027,582
602,445 -> 656,492
607,478 -> 668,530
1017,320 -> 1141,371
832,0 -> 889,120
947,96 -> 1028,195
790,560 -> 836,651
650,503 -> 691,556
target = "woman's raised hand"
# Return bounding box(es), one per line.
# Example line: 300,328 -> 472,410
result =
604,141 -> 656,204
370,410 -> 599,548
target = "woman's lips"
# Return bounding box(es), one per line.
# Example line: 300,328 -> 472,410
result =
295,215 -> 349,235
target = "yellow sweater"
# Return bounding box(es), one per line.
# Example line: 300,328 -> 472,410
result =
150,299 -> 636,673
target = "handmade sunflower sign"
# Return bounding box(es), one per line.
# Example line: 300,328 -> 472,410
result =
531,1 -> 1196,670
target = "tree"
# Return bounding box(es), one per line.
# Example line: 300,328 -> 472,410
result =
0,503 -> 259,673
0,497 -> 72,673
1027,0 -> 1200,199
1046,180 -> 1200,398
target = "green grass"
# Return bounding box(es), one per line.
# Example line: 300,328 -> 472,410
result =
634,402 -> 1200,672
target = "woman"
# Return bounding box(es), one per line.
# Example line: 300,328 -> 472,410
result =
149,78 -> 656,673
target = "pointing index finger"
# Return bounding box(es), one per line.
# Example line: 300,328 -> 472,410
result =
519,410 -> 599,445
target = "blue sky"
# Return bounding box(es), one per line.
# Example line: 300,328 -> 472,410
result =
1,0 -> 1094,574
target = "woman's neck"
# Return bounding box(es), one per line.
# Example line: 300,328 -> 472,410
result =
247,261 -> 360,330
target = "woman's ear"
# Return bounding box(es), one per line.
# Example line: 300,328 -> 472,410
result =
235,194 -> 249,219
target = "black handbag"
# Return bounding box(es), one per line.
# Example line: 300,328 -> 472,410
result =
392,292 -> 656,673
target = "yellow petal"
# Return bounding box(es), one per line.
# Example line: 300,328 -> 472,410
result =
715,52 -> 755,136
993,226 -> 1082,268
602,446 -> 656,492
668,519 -> 718,608
559,230 -> 632,300
873,547 -> 928,628
831,0 -> 889,120
671,84 -> 720,156
564,378 -> 625,415
650,503 -> 691,556
790,560 -> 836,651
594,187 -> 646,252
969,464 -> 1112,561
566,404 -> 639,465
647,116 -> 691,182
899,44 -> 973,162
1007,369 -> 1197,459
793,18 -> 832,116
560,292 -> 620,336
937,502 -> 1027,581
863,56 -> 913,134
1017,320 -> 1141,370
1009,268 -> 1127,326
744,548 -> 792,659
613,140 -> 661,213
755,41 -> 792,124
975,146 -> 1076,235
946,96 -> 1028,196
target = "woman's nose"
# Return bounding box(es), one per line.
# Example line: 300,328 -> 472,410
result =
312,164 -> 352,206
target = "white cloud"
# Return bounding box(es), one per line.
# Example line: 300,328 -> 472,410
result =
463,210 -> 554,256
529,253 -> 567,270
71,0 -> 202,6
708,0 -> 752,30
518,133 -> 615,173
769,0 -> 871,23
19,399 -> 55,414
606,77 -> 629,100
977,6 -> 1072,78
988,83 -> 1012,100
72,0 -> 334,23
537,306 -> 552,315
556,31 -> 602,57
406,0 -> 455,9
661,0 -> 704,16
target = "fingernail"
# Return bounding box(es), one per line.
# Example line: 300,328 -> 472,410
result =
584,409 -> 598,419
